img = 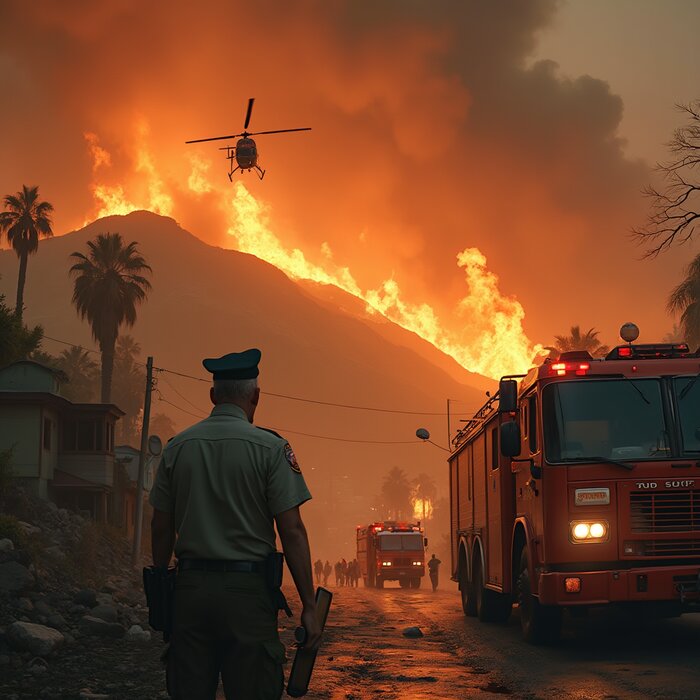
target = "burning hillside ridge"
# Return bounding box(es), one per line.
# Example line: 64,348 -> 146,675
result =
81,131 -> 543,379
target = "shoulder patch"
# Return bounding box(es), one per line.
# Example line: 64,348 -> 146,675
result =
284,443 -> 301,473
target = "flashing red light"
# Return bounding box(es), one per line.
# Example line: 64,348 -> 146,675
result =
550,362 -> 590,377
618,346 -> 633,358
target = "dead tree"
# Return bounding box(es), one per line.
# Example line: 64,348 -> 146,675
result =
633,101 -> 700,257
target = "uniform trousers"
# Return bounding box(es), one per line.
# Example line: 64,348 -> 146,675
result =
168,569 -> 285,700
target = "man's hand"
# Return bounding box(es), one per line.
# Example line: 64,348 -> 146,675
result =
301,604 -> 322,650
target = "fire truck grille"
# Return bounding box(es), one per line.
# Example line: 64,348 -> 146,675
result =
630,489 -> 700,534
636,539 -> 700,557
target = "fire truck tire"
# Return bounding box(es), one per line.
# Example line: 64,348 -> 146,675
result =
460,552 -> 477,617
410,577 -> 421,589
474,558 -> 511,623
376,577 -> 385,589
400,579 -> 410,589
517,549 -> 562,644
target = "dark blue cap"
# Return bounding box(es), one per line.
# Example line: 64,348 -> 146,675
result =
202,348 -> 261,380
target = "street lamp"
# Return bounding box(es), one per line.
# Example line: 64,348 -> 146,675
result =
415,428 -> 449,452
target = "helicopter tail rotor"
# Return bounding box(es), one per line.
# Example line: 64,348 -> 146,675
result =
244,97 -> 255,130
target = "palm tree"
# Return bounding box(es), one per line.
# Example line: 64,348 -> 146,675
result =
55,345 -> 99,402
69,233 -> 152,402
668,253 -> 700,350
381,467 -> 413,520
545,326 -> 609,359
0,185 -> 54,319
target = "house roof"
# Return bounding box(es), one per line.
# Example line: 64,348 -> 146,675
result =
0,391 -> 125,417
0,360 -> 67,382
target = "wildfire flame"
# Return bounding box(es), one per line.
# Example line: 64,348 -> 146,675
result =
83,127 -> 543,379
412,497 -> 434,521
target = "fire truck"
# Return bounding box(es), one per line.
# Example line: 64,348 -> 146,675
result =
449,325 -> 700,643
357,521 -> 427,588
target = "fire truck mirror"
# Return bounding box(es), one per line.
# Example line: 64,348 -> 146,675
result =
498,379 -> 518,413
500,420 -> 522,457
424,538 -> 428,547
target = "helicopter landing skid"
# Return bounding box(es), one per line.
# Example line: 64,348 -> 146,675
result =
227,166 -> 241,182
255,166 -> 266,180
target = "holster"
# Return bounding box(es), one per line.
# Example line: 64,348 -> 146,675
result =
143,565 -> 177,640
265,552 -> 292,617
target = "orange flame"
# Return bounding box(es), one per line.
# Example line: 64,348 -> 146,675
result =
412,497 -> 434,521
82,130 -> 543,379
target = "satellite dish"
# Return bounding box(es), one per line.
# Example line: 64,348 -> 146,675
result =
148,435 -> 163,456
620,322 -> 639,343
416,428 -> 430,441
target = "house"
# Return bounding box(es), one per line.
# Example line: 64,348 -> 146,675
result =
0,360 -> 124,520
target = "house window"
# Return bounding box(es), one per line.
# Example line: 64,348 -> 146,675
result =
63,420 -> 77,451
43,418 -> 52,451
77,421 -> 95,451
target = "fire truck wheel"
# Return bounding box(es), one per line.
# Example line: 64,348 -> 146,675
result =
400,579 -> 410,589
460,553 -> 477,617
517,549 -> 562,644
410,577 -> 421,589
474,558 -> 511,623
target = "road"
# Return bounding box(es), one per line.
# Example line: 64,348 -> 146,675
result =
281,581 -> 700,700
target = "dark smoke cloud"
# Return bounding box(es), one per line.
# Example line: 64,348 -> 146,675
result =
0,0 -> 692,346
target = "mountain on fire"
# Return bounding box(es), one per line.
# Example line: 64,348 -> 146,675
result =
0,211 -> 493,550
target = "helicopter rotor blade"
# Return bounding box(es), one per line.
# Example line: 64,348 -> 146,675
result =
185,133 -> 242,144
244,98 -> 255,130
247,127 -> 312,136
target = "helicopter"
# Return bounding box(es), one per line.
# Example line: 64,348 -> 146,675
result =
185,98 -> 311,181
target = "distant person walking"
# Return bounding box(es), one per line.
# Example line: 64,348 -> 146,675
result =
341,558 -> 348,587
428,554 -> 442,592
323,560 -> 332,587
334,561 -> 342,587
314,559 -> 323,585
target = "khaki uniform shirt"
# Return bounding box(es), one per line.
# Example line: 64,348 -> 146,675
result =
149,403 -> 311,561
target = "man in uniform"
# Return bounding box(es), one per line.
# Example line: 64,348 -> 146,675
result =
149,348 -> 321,700
427,553 -> 442,592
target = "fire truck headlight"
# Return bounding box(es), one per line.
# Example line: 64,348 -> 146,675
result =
570,520 -> 608,542
381,561 -> 392,566
412,561 -> 422,566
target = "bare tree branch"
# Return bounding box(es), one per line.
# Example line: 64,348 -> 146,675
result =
632,100 -> 700,257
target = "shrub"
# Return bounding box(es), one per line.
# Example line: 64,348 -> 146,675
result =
0,513 -> 25,547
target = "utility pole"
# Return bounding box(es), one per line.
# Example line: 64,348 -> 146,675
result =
446,398 -> 451,451
132,356 -> 154,567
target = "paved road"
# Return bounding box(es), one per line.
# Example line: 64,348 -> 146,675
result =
282,581 -> 700,700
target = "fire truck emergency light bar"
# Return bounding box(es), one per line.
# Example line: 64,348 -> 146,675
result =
607,343 -> 690,360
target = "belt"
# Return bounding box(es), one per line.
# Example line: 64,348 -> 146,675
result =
178,559 -> 264,573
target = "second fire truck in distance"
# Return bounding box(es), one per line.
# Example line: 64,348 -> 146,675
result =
357,521 -> 427,588
448,324 -> 700,643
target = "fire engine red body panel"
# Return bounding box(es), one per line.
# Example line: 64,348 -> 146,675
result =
449,342 -> 700,622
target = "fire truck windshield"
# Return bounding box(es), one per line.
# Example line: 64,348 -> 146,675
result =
378,534 -> 423,551
675,376 -> 700,453
543,379 -> 668,463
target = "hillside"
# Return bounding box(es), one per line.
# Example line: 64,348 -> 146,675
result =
0,211 -> 491,559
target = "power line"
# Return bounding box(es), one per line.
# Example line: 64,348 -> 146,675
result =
39,333 -> 478,416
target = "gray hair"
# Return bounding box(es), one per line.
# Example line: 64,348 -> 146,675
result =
212,377 -> 258,403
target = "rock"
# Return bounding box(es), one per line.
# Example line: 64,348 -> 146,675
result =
17,521 -> 41,536
80,615 -> 125,638
6,622 -> 65,656
90,604 -> 118,623
0,538 -> 14,552
0,561 -> 33,592
46,613 -> 67,630
95,592 -> 114,607
17,597 -> 34,612
69,603 -> 89,615
34,600 -> 53,617
79,689 -> 110,699
74,589 -> 97,608
0,653 -> 9,666
126,624 -> 151,643
44,545 -> 66,560
402,626 -> 424,638
27,656 -> 49,674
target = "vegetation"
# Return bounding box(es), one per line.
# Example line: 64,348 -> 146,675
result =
668,252 -> 700,349
0,185 -> 54,319
411,472 -> 437,521
0,289 -> 43,367
150,412 -> 177,441
380,466 -> 413,520
69,232 -> 152,403
54,345 -> 99,402
112,335 -> 146,445
0,513 -> 25,548
633,101 -> 700,257
545,326 -> 609,359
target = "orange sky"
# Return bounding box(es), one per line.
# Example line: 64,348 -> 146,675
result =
1,0 -> 699,376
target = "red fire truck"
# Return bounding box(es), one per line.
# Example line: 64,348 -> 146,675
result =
357,521 -> 427,588
449,327 -> 700,643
